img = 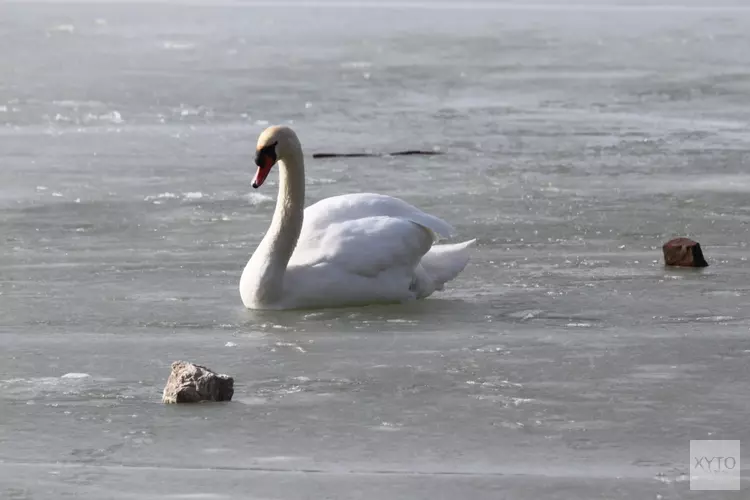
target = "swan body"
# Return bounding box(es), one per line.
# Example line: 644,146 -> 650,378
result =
239,126 -> 475,310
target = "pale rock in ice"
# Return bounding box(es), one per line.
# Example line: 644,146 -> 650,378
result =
162,361 -> 234,404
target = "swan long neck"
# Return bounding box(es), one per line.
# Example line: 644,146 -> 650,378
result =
246,146 -> 305,304
268,152 -> 305,262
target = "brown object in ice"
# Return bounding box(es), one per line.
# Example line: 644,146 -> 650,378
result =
162,361 -> 234,404
662,238 -> 708,268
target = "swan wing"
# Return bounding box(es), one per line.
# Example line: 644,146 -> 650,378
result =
278,194 -> 464,309
300,193 -> 455,242
290,215 -> 432,278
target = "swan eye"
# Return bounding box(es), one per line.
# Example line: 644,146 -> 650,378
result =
255,141 -> 278,167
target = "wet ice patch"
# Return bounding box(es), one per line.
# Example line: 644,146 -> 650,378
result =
161,41 -> 196,51
340,61 -> 372,69
253,456 -> 305,463
273,342 -> 306,353
374,421 -> 403,431
257,322 -> 292,331
84,110 -> 124,124
303,312 -> 327,320
628,364 -> 684,381
695,315 -> 734,322
50,24 -> 75,34
227,191 -> 273,205
157,495 -> 229,499
657,314 -> 737,324
145,192 -> 179,202
0,374 -> 149,403
44,107 -> 124,126
53,100 -> 107,109
172,105 -> 214,120
252,376 -> 354,403
1,374 -> 97,399
307,177 -> 338,186
143,191 -> 273,206
234,396 -> 268,405
144,191 -> 203,203
277,385 -> 303,395
474,344 -> 511,354
508,309 -> 543,321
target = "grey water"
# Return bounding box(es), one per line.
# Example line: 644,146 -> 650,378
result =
1,1 -> 750,498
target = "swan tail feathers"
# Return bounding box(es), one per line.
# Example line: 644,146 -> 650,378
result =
420,238 -> 476,290
407,213 -> 455,240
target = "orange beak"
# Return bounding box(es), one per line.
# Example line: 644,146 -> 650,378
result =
252,153 -> 275,189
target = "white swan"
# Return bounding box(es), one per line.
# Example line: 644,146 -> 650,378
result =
239,125 -> 475,310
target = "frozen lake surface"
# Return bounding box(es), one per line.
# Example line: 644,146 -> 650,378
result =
1,1 -> 749,498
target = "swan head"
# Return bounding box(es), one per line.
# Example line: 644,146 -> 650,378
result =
253,125 -> 301,189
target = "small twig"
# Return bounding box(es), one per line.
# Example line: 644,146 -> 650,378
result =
312,150 -> 443,159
